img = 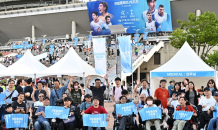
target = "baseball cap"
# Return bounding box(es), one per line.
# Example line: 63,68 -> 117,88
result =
85,94 -> 92,98
214,91 -> 218,96
204,87 -> 210,91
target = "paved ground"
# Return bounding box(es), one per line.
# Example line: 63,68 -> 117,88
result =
104,102 -> 114,130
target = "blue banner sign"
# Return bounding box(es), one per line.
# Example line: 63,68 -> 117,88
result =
42,39 -> 46,46
88,35 -> 92,41
116,102 -> 137,116
87,0 -> 172,35
83,114 -> 107,127
213,104 -> 218,117
73,38 -> 79,46
16,55 -> 22,60
5,114 -> 28,128
45,106 -> 70,119
151,71 -> 215,77
134,34 -> 140,43
173,110 -> 193,120
49,45 -> 54,55
118,36 -> 132,73
143,32 -> 149,40
0,93 -> 5,105
139,107 -> 162,121
12,44 -> 32,49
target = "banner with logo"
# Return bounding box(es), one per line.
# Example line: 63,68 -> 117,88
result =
134,34 -> 140,43
5,114 -> 28,128
88,35 -> 92,41
45,106 -> 70,119
118,36 -> 132,73
93,38 -> 107,74
213,104 -> 218,117
87,0 -> 172,36
143,32 -> 149,40
0,93 -> 5,105
116,102 -> 137,116
49,45 -> 54,55
139,107 -> 162,121
73,38 -> 79,46
83,114 -> 107,127
42,39 -> 46,46
23,41 -> 28,50
173,110 -> 193,120
12,45 -> 24,49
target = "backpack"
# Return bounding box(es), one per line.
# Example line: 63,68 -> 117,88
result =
113,85 -> 124,96
139,88 -> 150,96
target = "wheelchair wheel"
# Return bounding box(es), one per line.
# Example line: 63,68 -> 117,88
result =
204,124 -> 208,130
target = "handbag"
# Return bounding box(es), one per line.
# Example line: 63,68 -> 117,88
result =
63,115 -> 76,126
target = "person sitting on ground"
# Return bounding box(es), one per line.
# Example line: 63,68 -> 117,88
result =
144,96 -> 161,130
172,97 -> 197,130
34,97 -> 51,130
81,97 -> 109,130
34,92 -> 45,107
80,94 -> 92,112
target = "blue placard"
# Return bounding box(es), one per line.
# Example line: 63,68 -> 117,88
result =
173,110 -> 193,120
45,106 -> 70,119
83,114 -> 107,127
5,114 -> 28,128
213,104 -> 218,117
73,38 -> 79,46
151,71 -> 215,77
116,102 -> 137,116
118,36 -> 133,73
87,0 -> 172,36
0,93 -> 5,105
139,107 -> 162,121
49,45 -> 54,54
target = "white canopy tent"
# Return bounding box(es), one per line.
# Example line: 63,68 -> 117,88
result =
0,50 -> 47,78
0,63 -> 6,72
36,47 -> 98,78
150,42 -> 215,94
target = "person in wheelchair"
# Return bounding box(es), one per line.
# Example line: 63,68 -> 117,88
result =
81,97 -> 109,130
80,94 -> 92,112
172,97 -> 197,130
55,93 -> 68,106
58,97 -> 77,130
34,96 -> 51,130
143,96 -> 161,130
137,93 -> 146,127
1,104 -> 15,130
207,91 -> 218,130
198,87 -> 216,130
34,92 -> 45,107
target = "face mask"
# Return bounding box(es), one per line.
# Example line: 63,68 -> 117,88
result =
74,86 -> 78,89
147,101 -> 153,105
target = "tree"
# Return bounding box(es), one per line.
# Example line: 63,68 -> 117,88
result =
204,50 -> 218,67
169,11 -> 218,65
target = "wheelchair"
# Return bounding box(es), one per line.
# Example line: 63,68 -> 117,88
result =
112,112 -> 136,130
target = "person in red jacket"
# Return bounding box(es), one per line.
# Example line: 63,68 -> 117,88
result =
81,97 -> 109,130
172,97 -> 197,130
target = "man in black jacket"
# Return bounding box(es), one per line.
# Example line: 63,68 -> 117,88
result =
24,78 -> 33,114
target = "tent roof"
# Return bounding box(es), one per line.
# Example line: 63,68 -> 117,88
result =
150,42 -> 215,77
36,47 -> 97,78
0,50 -> 47,78
0,63 -> 6,72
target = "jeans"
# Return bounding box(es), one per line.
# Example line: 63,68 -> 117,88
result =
118,116 -> 128,130
207,117 -> 218,130
146,120 -> 161,130
58,120 -> 76,130
34,121 -> 51,130
172,120 -> 187,130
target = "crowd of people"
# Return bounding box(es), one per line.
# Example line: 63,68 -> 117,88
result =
0,76 -> 218,130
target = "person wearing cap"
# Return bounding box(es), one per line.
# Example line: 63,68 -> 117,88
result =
80,94 -> 92,112
58,97 -> 76,130
198,87 -> 216,130
154,79 -> 169,109
81,97 -> 109,130
110,77 -> 127,104
86,75 -> 109,107
34,97 -> 51,130
207,91 -> 218,130
168,80 -> 175,97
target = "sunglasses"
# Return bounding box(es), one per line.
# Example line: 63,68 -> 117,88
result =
39,95 -> 44,97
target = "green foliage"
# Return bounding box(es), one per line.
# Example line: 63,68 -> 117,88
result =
0,53 -> 2,56
204,50 -> 218,67
169,11 -> 218,66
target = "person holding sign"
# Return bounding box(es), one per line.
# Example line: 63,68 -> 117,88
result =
34,97 -> 51,130
81,97 -> 109,130
198,87 -> 216,130
207,91 -> 218,130
58,97 -> 76,130
172,97 -> 197,130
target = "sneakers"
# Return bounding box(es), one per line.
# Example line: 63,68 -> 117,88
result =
163,121 -> 169,128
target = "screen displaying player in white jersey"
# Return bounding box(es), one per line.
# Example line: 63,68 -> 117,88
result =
142,0 -> 158,22
145,12 -> 160,32
154,5 -> 168,24
90,11 -> 104,35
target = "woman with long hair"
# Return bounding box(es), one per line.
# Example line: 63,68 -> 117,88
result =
185,81 -> 199,106
206,79 -> 217,95
170,82 -> 185,97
